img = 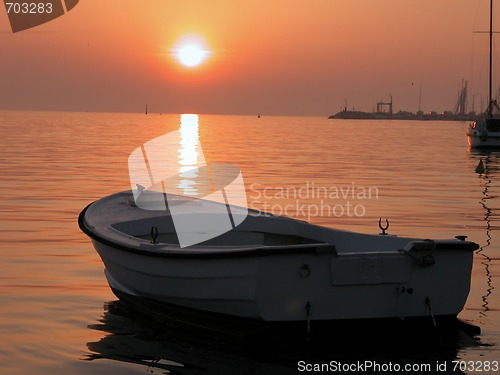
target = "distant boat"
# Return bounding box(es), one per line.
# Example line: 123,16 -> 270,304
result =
467,0 -> 500,148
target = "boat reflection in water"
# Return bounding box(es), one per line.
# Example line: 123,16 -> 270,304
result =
83,300 -> 481,375
471,150 -> 500,321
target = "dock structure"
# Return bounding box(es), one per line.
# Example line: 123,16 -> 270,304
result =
376,95 -> 393,114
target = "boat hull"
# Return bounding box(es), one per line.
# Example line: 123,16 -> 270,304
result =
91,236 -> 473,322
467,117 -> 500,148
467,133 -> 500,148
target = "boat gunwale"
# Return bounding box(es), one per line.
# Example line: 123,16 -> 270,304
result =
79,202 -> 479,259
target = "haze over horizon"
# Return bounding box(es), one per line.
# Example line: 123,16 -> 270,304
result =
1,0 -> 498,116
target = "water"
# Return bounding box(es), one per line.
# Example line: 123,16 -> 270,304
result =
0,110 -> 498,374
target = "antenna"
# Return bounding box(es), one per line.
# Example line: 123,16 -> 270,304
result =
418,84 -> 422,113
473,0 -> 499,117
489,0 -> 493,117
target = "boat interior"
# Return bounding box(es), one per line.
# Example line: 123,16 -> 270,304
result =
112,217 -> 324,247
136,231 -> 323,247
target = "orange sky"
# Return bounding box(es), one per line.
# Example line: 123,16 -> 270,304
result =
0,0 -> 498,115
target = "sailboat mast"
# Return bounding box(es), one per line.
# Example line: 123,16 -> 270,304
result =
489,0 -> 493,117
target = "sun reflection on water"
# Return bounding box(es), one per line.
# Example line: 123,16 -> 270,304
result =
177,114 -> 203,195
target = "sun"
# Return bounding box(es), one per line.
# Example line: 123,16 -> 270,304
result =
172,36 -> 210,68
177,44 -> 207,67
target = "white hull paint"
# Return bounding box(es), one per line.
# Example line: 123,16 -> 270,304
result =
80,191 -> 477,323
467,133 -> 500,148
467,119 -> 500,148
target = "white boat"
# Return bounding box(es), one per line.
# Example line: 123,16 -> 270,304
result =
79,189 -> 478,326
468,117 -> 500,148
467,0 -> 500,148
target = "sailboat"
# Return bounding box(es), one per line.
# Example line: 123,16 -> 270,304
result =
467,0 -> 500,148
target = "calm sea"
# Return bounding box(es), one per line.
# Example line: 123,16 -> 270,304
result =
0,110 -> 498,374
